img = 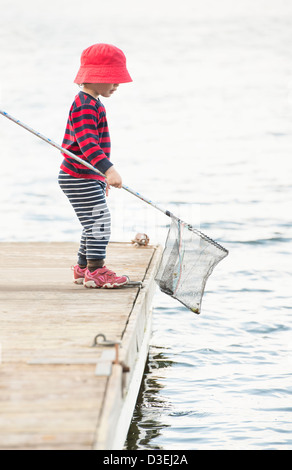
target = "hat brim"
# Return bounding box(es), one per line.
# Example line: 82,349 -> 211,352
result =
74,65 -> 132,84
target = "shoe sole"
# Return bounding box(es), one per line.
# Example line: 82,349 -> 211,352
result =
84,279 -> 129,289
74,278 -> 84,285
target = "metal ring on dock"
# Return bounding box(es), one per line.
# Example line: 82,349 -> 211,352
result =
91,333 -> 120,347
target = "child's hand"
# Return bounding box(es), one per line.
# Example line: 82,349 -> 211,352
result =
105,166 -> 122,188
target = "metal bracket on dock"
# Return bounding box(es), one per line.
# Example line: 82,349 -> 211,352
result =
92,335 -> 130,376
27,334 -> 130,378
91,333 -> 120,347
123,281 -> 144,288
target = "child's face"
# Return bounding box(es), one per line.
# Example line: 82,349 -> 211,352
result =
83,83 -> 119,98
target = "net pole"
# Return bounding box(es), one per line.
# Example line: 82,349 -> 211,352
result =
0,109 -> 174,217
0,109 -> 228,255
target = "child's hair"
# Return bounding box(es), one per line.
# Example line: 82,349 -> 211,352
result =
74,43 -> 132,84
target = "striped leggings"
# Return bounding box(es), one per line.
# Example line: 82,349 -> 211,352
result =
58,170 -> 111,264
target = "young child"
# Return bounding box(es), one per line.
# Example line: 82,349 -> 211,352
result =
58,43 -> 132,288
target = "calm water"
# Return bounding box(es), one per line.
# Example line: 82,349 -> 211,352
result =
0,0 -> 291,450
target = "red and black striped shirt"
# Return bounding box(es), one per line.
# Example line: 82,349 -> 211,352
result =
60,91 -> 113,180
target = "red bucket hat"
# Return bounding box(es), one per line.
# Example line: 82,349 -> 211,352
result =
74,43 -> 132,84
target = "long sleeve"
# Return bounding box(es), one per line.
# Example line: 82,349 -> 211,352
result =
70,104 -> 112,174
61,92 -> 113,180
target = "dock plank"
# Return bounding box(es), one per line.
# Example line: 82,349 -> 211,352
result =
0,242 -> 161,450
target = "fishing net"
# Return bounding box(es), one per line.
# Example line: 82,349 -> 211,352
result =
155,217 -> 228,314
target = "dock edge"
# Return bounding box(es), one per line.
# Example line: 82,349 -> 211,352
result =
93,244 -> 163,450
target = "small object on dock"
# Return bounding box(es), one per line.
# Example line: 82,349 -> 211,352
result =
131,233 -> 150,247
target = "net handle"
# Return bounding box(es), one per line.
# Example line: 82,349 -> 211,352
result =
0,109 -> 228,254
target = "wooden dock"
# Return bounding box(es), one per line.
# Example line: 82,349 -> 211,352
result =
0,241 -> 162,450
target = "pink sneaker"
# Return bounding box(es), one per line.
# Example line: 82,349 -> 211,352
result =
72,265 -> 87,284
84,266 -> 129,288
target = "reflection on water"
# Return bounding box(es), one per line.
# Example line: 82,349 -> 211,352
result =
125,350 -> 173,450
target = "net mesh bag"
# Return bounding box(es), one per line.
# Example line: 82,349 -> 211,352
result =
155,217 -> 228,314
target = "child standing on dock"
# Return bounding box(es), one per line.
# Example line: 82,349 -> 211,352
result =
58,43 -> 132,288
